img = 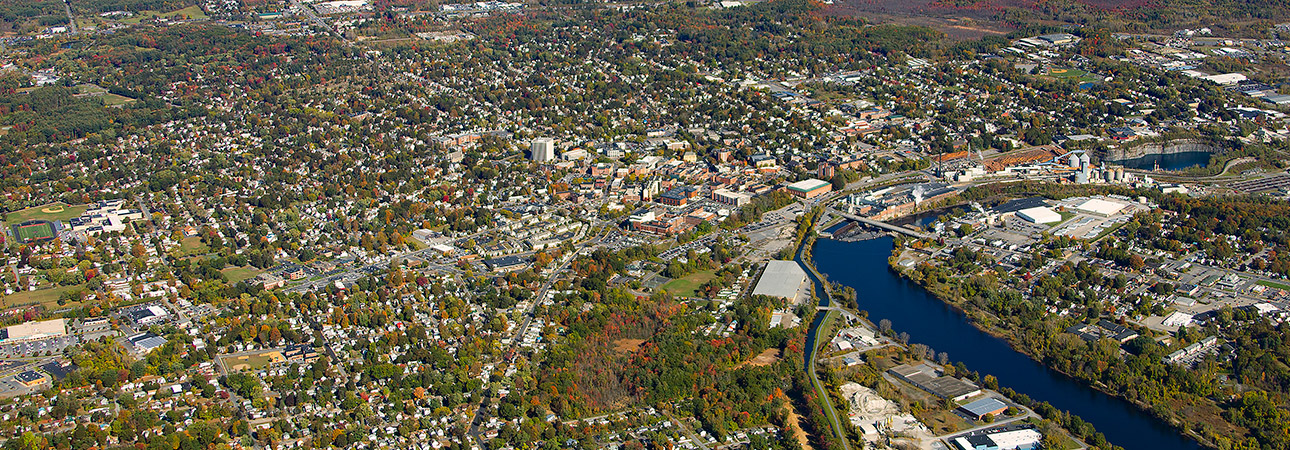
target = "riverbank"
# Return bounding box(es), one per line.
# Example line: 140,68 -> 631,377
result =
809,237 -> 1208,450
881,243 -> 1221,449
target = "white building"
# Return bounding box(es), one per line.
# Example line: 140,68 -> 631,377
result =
1016,206 -> 1062,224
530,138 -> 556,162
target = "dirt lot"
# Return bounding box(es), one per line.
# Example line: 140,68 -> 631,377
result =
780,394 -> 815,450
612,338 -> 646,355
736,348 -> 782,369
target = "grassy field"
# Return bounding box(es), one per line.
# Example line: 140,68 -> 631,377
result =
661,270 -> 718,297
103,93 -> 136,106
3,203 -> 88,225
173,236 -> 209,257
120,5 -> 207,23
1258,280 -> 1290,291
2,284 -> 86,309
1047,67 -> 1100,84
222,266 -> 264,283
222,351 -> 285,372
1052,210 -> 1076,226
76,84 -> 108,95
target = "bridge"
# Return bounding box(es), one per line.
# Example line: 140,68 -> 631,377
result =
828,208 -> 932,240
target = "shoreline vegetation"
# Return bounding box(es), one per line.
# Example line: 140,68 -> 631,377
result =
876,239 -> 1219,450
799,231 -> 1119,450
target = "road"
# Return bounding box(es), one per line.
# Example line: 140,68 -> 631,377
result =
664,410 -> 712,450
291,0 -> 345,41
464,224 -> 613,449
62,0 -> 76,33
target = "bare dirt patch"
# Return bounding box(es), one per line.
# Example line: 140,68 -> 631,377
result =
736,348 -> 782,369
781,397 -> 815,450
612,338 -> 646,355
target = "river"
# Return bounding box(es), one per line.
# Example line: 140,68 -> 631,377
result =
809,236 -> 1203,450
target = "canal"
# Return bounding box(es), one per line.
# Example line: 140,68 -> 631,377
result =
810,236 -> 1202,450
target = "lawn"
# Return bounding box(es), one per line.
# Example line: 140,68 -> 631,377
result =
1053,210 -> 1076,226
661,270 -> 718,297
76,84 -> 108,95
1093,221 -> 1127,242
222,266 -> 264,283
173,236 -> 209,257
120,5 -> 207,23
1258,280 -> 1290,291
103,93 -> 136,106
2,284 -> 86,309
3,203 -> 88,225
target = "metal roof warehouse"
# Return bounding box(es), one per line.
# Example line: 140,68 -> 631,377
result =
751,260 -> 808,302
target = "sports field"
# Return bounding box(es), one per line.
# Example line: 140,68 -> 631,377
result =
3,202 -> 87,224
221,351 -> 286,372
12,221 -> 55,243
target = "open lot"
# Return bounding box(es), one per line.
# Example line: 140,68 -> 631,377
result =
661,270 -> 718,297
222,266 -> 264,283
3,284 -> 86,309
174,236 -> 209,257
119,5 -> 207,24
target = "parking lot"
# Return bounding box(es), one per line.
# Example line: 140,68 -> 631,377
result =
0,335 -> 78,358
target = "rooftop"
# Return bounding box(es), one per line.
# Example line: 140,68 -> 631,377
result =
751,261 -> 808,301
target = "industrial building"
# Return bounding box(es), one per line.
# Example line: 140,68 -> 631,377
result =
1263,94 -> 1290,106
952,427 -> 1042,450
0,319 -> 67,342
958,397 -> 1009,420
751,261 -> 808,303
128,332 -> 168,354
1015,206 -> 1062,224
484,255 -> 530,273
785,178 -> 832,199
1072,198 -> 1128,217
125,305 -> 170,325
889,364 -> 981,402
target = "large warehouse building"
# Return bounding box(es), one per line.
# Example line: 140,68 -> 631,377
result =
0,319 -> 67,343
1073,198 -> 1128,217
1016,206 -> 1062,224
751,261 -> 808,303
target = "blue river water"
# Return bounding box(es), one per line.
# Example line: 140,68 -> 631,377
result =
1111,151 -> 1212,171
810,237 -> 1203,450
